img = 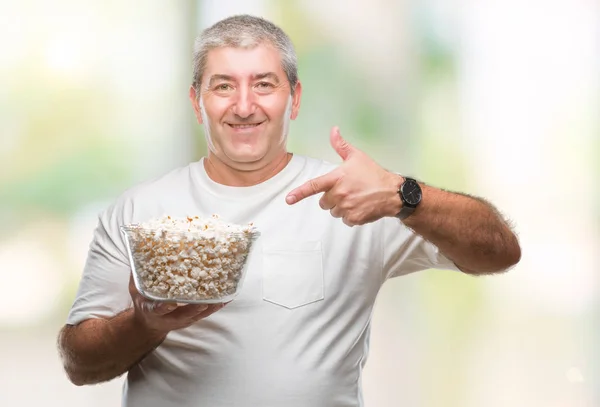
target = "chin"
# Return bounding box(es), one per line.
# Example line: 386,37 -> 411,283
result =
224,149 -> 267,165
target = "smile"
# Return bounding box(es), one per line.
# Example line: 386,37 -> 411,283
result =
227,121 -> 265,129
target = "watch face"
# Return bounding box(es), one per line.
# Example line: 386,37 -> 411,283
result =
401,179 -> 422,207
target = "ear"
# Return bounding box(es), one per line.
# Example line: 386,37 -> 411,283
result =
189,86 -> 203,124
290,81 -> 302,120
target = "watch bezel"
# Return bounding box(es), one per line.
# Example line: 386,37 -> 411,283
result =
399,177 -> 422,208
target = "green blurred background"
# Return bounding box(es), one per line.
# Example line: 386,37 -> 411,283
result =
1,0 -> 598,405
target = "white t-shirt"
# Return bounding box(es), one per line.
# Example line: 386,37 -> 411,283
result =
67,154 -> 459,407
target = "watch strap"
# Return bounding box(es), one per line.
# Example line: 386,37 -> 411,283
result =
396,205 -> 416,220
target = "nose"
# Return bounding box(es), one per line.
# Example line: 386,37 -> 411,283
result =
231,87 -> 257,119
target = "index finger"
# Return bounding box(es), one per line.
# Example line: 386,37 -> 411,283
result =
286,171 -> 339,205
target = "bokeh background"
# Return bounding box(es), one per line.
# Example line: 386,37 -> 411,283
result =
1,0 -> 598,406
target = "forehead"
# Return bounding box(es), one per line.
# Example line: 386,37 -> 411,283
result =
203,44 -> 285,80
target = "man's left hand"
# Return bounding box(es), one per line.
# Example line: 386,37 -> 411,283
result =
286,127 -> 403,226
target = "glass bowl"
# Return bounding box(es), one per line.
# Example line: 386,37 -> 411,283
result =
120,224 -> 260,304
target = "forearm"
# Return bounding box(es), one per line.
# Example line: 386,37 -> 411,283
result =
402,184 -> 521,274
58,308 -> 167,386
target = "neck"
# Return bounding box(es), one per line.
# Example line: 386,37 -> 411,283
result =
204,151 -> 292,187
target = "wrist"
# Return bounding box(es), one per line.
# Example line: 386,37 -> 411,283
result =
385,173 -> 405,218
131,308 -> 169,341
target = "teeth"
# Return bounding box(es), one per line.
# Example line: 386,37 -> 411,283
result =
230,123 -> 260,129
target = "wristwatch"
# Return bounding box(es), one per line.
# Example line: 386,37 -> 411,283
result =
395,177 -> 422,220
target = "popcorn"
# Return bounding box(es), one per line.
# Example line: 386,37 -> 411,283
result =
122,215 -> 258,302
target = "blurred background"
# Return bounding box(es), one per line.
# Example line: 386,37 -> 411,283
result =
1,0 -> 598,405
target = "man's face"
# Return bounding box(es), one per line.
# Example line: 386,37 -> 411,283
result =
190,44 -> 301,169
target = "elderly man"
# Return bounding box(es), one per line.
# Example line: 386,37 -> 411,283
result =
58,14 -> 520,407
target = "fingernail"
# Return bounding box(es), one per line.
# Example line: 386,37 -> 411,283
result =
286,195 -> 297,204
166,304 -> 177,312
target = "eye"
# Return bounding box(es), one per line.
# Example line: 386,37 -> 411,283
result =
215,83 -> 232,91
256,82 -> 274,89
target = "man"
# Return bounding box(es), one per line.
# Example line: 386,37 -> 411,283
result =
58,14 -> 520,407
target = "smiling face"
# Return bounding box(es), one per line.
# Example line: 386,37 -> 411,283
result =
190,43 -> 302,171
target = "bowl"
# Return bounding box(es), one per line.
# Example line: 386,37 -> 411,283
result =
120,222 -> 260,304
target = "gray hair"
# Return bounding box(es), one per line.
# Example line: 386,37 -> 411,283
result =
192,15 -> 298,96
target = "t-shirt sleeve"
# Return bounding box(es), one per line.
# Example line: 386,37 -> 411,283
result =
381,216 -> 461,280
66,199 -> 133,325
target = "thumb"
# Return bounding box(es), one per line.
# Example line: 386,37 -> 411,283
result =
330,126 -> 354,160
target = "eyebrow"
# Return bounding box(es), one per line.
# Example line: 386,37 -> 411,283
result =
252,72 -> 280,83
207,74 -> 234,87
207,72 -> 280,87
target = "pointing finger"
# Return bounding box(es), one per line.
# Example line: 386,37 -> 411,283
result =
286,171 -> 339,205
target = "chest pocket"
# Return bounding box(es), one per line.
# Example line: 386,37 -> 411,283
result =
262,240 -> 324,309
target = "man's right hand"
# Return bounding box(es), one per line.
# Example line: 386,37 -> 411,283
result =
128,273 -> 226,335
